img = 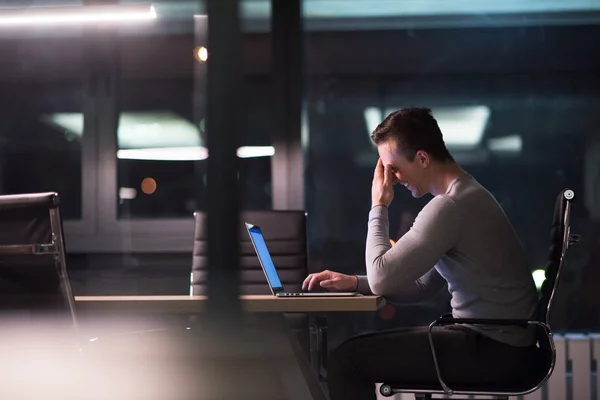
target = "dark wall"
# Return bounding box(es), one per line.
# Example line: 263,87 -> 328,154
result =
1,24 -> 599,82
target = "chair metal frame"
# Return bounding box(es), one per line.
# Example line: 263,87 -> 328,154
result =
380,189 -> 579,399
0,192 -> 78,329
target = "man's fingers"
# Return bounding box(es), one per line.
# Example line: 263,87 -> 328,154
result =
302,275 -> 313,290
303,271 -> 335,291
373,158 -> 384,181
307,273 -> 325,291
302,273 -> 318,290
383,164 -> 396,187
320,279 -> 334,287
383,164 -> 390,186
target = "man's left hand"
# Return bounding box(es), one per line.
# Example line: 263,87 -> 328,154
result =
371,158 -> 395,208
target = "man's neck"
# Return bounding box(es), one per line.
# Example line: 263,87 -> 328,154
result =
428,162 -> 468,196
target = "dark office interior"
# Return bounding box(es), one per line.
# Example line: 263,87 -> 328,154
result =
0,1 -> 599,399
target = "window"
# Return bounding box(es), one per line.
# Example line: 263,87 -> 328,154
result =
116,80 -> 202,218
115,10 -> 273,219
116,78 -> 273,218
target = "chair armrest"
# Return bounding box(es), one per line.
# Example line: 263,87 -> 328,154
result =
435,316 -> 530,328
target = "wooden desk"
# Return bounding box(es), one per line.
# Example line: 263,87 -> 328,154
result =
74,294 -> 384,313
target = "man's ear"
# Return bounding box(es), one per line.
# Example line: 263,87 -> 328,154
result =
415,150 -> 430,168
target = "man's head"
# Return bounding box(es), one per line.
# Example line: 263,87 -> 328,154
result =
371,107 -> 455,198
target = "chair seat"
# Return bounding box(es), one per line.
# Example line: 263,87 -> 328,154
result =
385,362 -> 549,394
387,380 -> 538,394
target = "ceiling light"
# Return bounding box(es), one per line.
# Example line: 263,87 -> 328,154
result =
117,147 -> 208,161
237,146 -> 275,158
42,111 -> 203,149
0,4 -> 156,26
117,111 -> 202,149
363,107 -> 383,147
118,187 -> 138,200
43,112 -> 275,161
194,46 -> 208,62
488,134 -> 523,153
116,146 -> 276,161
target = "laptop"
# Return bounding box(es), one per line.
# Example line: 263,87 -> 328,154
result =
245,223 -> 359,297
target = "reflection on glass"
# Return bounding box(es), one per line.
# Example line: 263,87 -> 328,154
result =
193,46 -> 208,62
363,106 -> 490,150
0,86 -> 82,219
304,1 -> 600,335
114,109 -> 273,218
0,4 -> 156,26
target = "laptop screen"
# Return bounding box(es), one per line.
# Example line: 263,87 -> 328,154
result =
246,224 -> 283,291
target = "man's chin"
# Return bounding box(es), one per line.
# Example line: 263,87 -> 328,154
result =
410,189 -> 424,198
403,185 -> 424,198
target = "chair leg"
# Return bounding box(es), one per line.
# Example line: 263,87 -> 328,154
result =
411,394 -> 506,400
411,395 -> 507,400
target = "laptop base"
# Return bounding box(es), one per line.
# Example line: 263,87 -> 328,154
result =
275,292 -> 359,297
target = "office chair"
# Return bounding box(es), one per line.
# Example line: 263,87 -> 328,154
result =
380,188 -> 580,399
190,210 -> 309,296
190,210 -> 311,352
0,192 -> 82,397
0,192 -> 77,327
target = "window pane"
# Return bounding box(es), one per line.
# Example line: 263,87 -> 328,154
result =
115,98 -> 273,218
116,18 -> 273,218
115,80 -> 204,219
0,83 -> 83,220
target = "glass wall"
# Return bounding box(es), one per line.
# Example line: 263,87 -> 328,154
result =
0,1 -> 274,296
303,0 -> 600,340
116,3 -> 273,220
2,0 -> 597,331
76,0 -> 274,294
0,78 -> 84,221
115,79 -> 273,218
116,80 -> 203,218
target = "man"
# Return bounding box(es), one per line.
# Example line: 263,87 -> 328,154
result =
303,108 -> 541,400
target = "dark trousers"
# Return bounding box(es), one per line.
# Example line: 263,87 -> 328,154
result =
327,325 -> 542,400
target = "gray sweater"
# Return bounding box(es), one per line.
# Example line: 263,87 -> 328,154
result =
359,174 -> 539,347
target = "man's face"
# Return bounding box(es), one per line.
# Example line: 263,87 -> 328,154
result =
377,140 -> 428,198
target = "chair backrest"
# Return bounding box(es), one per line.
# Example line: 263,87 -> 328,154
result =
191,210 -> 308,295
0,192 -> 77,327
538,188 -> 576,326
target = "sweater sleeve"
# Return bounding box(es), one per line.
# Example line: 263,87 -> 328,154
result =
355,267 -> 446,301
364,197 -> 461,296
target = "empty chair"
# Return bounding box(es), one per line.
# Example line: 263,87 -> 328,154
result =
0,192 -> 77,327
191,210 -> 308,296
190,210 -> 310,353
0,192 -> 81,398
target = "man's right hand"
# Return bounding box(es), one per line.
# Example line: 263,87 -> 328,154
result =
302,270 -> 359,292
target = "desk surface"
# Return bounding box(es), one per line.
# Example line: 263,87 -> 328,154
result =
75,294 -> 384,313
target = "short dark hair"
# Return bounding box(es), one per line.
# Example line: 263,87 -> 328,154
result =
371,107 -> 454,163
